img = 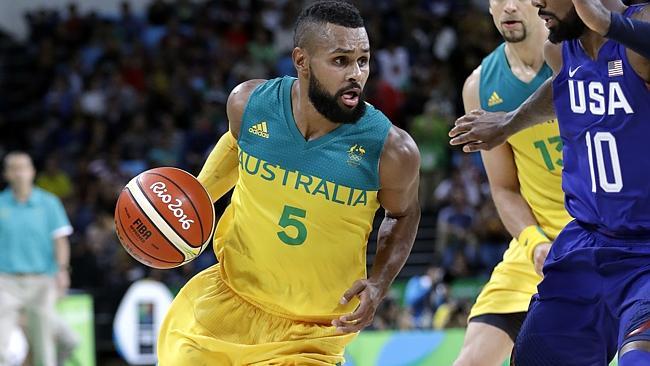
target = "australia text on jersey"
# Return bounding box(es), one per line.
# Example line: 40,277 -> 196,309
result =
238,149 -> 370,207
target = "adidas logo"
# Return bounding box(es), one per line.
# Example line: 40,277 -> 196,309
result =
249,122 -> 269,138
487,91 -> 503,107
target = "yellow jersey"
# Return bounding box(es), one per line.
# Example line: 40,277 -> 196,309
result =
480,43 -> 572,239
213,77 -> 392,322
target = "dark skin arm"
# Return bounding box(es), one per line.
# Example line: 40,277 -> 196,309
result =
571,0 -> 650,82
333,126 -> 421,333
450,2 -> 650,152
449,41 -> 562,152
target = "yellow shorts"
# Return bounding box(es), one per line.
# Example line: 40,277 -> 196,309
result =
157,264 -> 356,366
469,238 -> 542,319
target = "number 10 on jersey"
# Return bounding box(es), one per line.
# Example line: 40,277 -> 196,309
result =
586,132 -> 623,193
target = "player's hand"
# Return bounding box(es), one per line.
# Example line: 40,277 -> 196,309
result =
332,279 -> 383,333
56,268 -> 70,297
449,110 -> 511,152
572,0 -> 611,36
533,243 -> 552,277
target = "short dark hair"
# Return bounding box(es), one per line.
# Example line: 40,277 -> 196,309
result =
294,1 -> 364,49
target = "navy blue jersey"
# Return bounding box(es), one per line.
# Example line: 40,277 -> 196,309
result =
552,5 -> 650,233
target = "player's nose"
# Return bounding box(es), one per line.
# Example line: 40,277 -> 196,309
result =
346,63 -> 362,83
504,0 -> 518,13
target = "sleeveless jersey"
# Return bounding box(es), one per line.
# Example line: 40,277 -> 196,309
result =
214,76 -> 392,321
553,5 -> 650,233
480,43 -> 572,239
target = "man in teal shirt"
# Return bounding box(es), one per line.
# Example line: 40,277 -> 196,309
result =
0,152 -> 74,366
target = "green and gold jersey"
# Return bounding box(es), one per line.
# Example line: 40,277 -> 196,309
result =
480,43 -> 572,240
214,77 -> 392,321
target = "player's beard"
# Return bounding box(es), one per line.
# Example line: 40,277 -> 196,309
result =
308,69 -> 367,124
502,26 -> 526,43
542,7 -> 587,44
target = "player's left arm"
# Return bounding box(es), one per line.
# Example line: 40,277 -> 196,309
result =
196,80 -> 265,202
55,235 -> 71,295
573,0 -> 650,80
332,126 -> 421,333
197,132 -> 239,203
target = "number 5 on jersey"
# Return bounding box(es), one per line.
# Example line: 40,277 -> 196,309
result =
277,205 -> 307,245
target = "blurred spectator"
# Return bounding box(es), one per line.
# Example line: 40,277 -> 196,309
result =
248,28 -> 277,68
117,1 -> 145,44
79,75 -> 107,117
36,155 -> 74,199
404,265 -> 445,328
364,67 -> 404,122
436,187 -> 478,269
273,8 -> 297,56
147,0 -> 173,26
0,152 -> 78,366
371,296 -> 402,330
434,162 -> 482,208
376,39 -> 410,91
410,100 -> 452,209
474,199 -> 510,274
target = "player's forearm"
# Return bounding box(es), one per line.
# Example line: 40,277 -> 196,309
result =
505,78 -> 556,135
606,12 -> 650,60
491,187 -> 539,239
197,132 -> 239,202
55,236 -> 70,270
368,207 -> 420,298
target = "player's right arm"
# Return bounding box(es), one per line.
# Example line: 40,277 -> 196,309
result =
197,79 -> 265,202
449,41 -> 563,153
463,68 -> 550,276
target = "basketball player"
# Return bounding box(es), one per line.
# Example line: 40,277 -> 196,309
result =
453,1 -> 573,365
450,0 -> 650,364
158,1 -> 421,365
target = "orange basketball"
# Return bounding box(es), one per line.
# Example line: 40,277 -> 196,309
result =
114,167 -> 215,269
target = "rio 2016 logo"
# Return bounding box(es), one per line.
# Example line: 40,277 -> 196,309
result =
149,182 -> 194,230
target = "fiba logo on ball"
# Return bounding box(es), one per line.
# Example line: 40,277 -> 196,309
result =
114,167 -> 216,269
130,218 -> 152,241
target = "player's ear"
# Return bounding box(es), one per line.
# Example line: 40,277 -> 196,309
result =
292,47 -> 309,76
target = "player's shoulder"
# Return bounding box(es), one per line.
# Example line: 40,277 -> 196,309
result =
227,79 -> 267,138
463,66 -> 482,94
462,66 -> 482,111
380,126 -> 420,177
227,79 -> 266,112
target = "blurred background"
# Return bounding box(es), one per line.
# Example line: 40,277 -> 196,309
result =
0,0 -> 521,364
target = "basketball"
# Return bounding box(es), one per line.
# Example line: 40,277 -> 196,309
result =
114,167 -> 215,269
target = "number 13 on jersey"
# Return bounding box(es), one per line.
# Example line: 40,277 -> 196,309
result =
586,131 -> 623,193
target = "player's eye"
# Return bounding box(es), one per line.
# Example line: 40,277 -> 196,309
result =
358,57 -> 368,67
333,57 -> 347,66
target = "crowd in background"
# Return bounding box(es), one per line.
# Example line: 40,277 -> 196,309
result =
0,0 -> 515,359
